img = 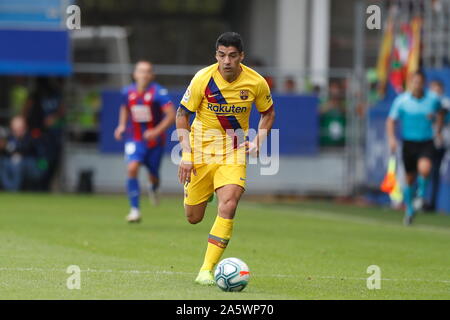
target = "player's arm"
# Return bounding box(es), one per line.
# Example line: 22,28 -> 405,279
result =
386,117 -> 397,152
176,80 -> 201,184
176,106 -> 196,184
246,106 -> 275,156
143,103 -> 176,141
386,97 -> 401,153
435,100 -> 445,147
176,106 -> 192,152
114,104 -> 128,141
243,79 -> 276,156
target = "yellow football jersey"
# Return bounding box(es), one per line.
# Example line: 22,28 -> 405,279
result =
180,63 -> 273,164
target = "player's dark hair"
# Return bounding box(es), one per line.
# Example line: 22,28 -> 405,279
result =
216,32 -> 244,53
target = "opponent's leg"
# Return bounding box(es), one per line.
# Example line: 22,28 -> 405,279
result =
416,157 -> 432,201
148,174 -> 160,206
403,173 -> 416,225
402,142 -> 418,225
428,147 -> 445,211
196,184 -> 244,285
126,161 -> 141,222
145,146 -> 164,206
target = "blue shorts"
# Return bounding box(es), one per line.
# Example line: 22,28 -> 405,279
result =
124,141 -> 164,178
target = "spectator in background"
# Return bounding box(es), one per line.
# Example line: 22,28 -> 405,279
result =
283,77 -> 296,94
247,57 -> 275,90
10,76 -> 30,116
22,77 -> 65,191
430,80 -> 450,112
426,80 -> 450,211
320,81 -> 346,114
312,84 -> 322,97
1,116 -> 43,191
0,127 -> 7,151
319,81 -> 346,147
311,84 -> 325,106
357,68 -> 383,118
0,126 -> 7,189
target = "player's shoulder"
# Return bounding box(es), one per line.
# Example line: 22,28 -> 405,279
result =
393,92 -> 411,105
241,64 -> 267,85
121,83 -> 136,95
150,82 -> 170,97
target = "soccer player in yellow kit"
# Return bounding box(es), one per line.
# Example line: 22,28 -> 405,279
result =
176,32 -> 275,285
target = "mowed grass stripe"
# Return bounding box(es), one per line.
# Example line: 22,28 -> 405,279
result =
0,193 -> 449,299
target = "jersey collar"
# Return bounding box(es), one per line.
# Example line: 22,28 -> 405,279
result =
132,82 -> 154,94
214,63 -> 245,86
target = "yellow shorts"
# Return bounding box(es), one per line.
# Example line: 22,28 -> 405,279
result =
184,164 -> 246,206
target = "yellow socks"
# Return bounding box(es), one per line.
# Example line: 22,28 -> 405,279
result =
200,215 -> 234,271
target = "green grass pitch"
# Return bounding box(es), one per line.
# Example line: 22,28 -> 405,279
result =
0,192 -> 449,299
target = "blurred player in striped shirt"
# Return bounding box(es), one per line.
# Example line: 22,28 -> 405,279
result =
114,61 -> 176,222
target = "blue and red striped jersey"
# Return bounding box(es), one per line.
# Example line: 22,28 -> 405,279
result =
121,82 -> 172,148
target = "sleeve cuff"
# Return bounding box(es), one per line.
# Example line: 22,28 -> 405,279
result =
260,104 -> 274,115
179,104 -> 195,114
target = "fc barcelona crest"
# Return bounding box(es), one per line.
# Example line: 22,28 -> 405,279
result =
240,90 -> 249,100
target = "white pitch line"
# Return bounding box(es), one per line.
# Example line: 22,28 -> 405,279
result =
1,267 -> 449,284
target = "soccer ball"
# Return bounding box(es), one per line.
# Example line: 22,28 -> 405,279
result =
214,257 -> 250,292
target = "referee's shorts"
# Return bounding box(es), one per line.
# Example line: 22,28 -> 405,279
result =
401,140 -> 436,174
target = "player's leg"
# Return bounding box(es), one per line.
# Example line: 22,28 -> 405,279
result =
428,146 -> 445,211
414,157 -> 432,206
126,160 -> 142,222
195,165 -> 246,285
148,174 -> 160,205
185,201 -> 208,224
402,141 -> 418,225
124,141 -> 145,222
188,200 -> 213,285
144,145 -> 164,206
182,163 -> 217,285
183,163 -> 214,224
416,141 -> 435,204
195,184 -> 244,285
404,172 -> 416,221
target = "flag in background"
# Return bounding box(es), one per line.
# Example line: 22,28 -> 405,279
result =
388,16 -> 423,93
389,178 -> 403,205
406,17 -> 422,81
375,2 -> 424,95
380,155 -> 397,194
380,155 -> 403,206
389,22 -> 412,93
376,17 -> 394,92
